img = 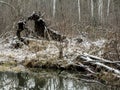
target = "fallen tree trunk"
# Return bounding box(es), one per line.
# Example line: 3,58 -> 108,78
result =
83,53 -> 120,64
76,53 -> 120,75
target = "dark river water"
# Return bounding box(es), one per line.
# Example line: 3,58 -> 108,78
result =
0,69 -> 119,90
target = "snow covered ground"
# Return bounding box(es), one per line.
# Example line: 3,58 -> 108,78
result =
0,37 -> 106,63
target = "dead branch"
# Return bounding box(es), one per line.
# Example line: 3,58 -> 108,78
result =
77,54 -> 120,75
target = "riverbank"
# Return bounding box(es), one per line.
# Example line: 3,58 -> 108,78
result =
0,37 -> 120,86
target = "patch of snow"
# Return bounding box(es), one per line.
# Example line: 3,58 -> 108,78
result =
92,39 -> 106,48
0,37 -> 107,62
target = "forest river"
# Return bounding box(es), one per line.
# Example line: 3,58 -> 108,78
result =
0,69 -> 119,90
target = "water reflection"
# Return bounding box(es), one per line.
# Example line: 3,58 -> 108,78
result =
0,71 -> 119,90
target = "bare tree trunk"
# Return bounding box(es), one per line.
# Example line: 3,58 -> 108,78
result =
53,0 -> 56,18
91,0 -> 94,17
98,0 -> 103,22
77,0 -> 81,21
107,0 -> 111,17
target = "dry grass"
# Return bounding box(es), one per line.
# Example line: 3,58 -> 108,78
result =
102,29 -> 120,61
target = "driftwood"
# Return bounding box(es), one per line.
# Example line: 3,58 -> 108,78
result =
75,53 -> 120,75
72,53 -> 120,85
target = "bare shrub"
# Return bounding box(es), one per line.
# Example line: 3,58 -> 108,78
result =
102,29 -> 120,61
